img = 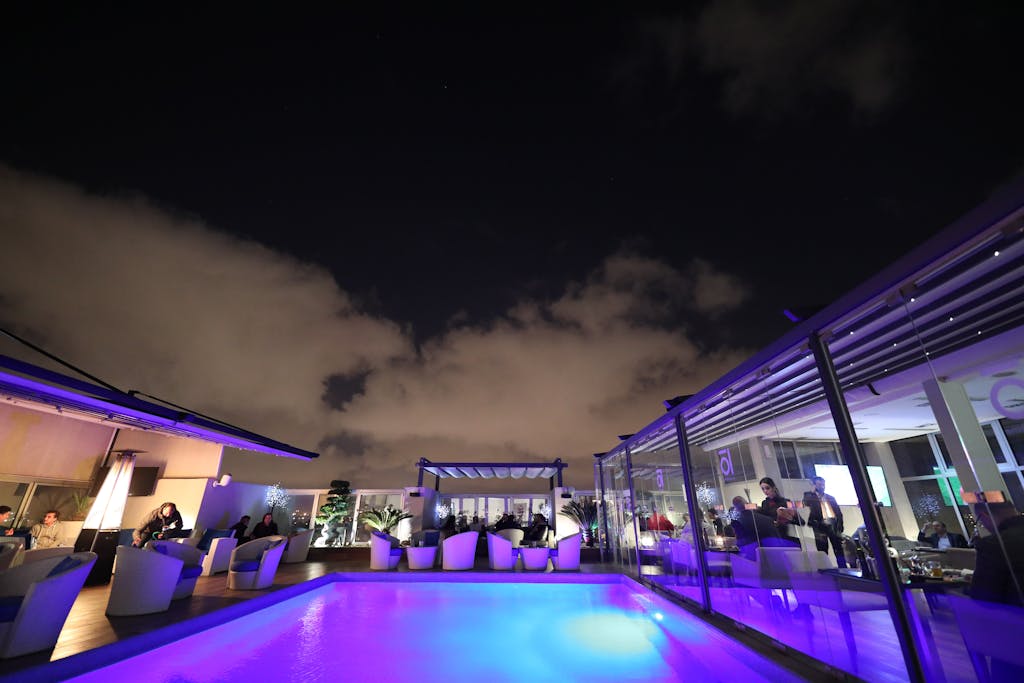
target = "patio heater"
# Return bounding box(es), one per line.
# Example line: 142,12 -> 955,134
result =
75,449 -> 143,586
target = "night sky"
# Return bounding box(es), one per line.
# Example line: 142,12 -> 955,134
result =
2,3 -> 1023,491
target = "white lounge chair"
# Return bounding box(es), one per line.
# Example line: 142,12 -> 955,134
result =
149,541 -> 204,600
20,547 -> 74,564
227,536 -> 286,590
282,528 -> 315,564
0,551 -> 97,659
486,532 -> 520,570
550,533 -> 582,571
106,545 -> 184,616
441,531 -> 478,570
369,532 -> 402,570
496,528 -> 524,548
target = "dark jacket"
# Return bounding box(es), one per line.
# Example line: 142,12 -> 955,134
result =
731,509 -> 786,560
252,520 -> 279,539
229,521 -> 249,541
970,515 -> 1024,607
760,494 -> 804,539
803,491 -> 844,535
917,530 -> 969,549
133,505 -> 183,546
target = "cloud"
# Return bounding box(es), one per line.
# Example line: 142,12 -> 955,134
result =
617,1 -> 907,119
0,164 -> 754,491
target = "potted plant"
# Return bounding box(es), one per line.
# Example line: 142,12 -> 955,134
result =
561,500 -> 599,547
358,505 -> 413,536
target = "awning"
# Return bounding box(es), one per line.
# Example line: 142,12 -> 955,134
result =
0,353 -> 319,460
416,458 -> 567,490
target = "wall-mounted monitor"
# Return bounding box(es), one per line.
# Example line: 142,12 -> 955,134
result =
87,466 -> 160,498
813,464 -> 892,507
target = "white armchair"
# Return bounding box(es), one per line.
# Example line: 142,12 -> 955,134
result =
282,528 -> 315,564
442,531 -> 478,570
106,545 -> 184,616
21,547 -> 73,564
0,551 -> 97,659
199,533 -> 238,576
486,532 -> 520,570
550,533 -> 582,571
370,532 -> 402,570
227,536 -> 286,590
496,528 -> 524,548
149,541 -> 204,600
730,546 -> 805,612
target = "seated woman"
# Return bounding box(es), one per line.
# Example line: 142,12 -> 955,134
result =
522,513 -> 549,546
251,513 -> 279,539
758,477 -> 802,547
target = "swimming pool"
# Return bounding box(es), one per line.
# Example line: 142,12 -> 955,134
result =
13,574 -> 806,682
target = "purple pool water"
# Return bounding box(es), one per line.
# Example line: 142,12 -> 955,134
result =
55,575 -> 804,682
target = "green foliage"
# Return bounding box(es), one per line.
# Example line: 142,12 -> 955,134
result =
316,479 -> 352,525
561,500 -> 599,544
358,504 -> 413,535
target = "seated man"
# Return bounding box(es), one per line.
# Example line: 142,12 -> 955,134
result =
918,520 -> 969,549
31,509 -> 63,549
729,496 -> 786,560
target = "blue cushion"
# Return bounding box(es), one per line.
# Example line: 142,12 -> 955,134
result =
46,555 -> 81,578
197,528 -> 232,553
152,543 -> 169,555
179,565 -> 203,580
0,596 -> 24,622
230,560 -> 260,572
390,548 -> 402,558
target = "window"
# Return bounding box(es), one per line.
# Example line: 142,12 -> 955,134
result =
773,441 -> 844,480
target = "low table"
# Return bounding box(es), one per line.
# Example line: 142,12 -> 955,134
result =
520,546 -> 550,571
406,545 -> 438,570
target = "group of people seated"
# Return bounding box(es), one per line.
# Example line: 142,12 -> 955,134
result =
0,505 -> 65,549
132,502 -> 280,548
438,511 -> 551,545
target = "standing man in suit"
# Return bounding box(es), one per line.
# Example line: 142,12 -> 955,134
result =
804,476 -> 847,568
917,521 -> 969,549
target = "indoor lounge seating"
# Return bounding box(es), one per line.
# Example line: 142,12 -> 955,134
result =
730,546 -> 806,612
486,531 -> 520,570
0,551 -> 97,659
281,528 -> 315,564
549,532 -> 582,571
106,545 -> 185,616
441,531 -> 478,570
369,531 -> 402,570
148,541 -> 204,600
227,535 -> 286,590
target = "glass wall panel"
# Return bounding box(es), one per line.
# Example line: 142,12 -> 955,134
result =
599,451 -> 637,572
827,223 -> 1024,681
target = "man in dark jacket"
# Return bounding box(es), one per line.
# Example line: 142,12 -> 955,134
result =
970,501 -> 1024,607
133,501 -> 183,547
803,476 -> 847,567
917,521 -> 970,549
729,496 -> 785,560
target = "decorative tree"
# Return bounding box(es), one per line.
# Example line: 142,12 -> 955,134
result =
315,480 -> 353,547
695,482 -> 717,509
911,492 -> 942,522
265,482 -> 290,514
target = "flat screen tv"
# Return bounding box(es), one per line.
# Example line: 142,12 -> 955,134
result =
813,464 -> 892,507
87,466 -> 160,498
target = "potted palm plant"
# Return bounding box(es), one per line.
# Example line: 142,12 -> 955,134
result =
561,500 -> 600,547
358,505 -> 413,537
